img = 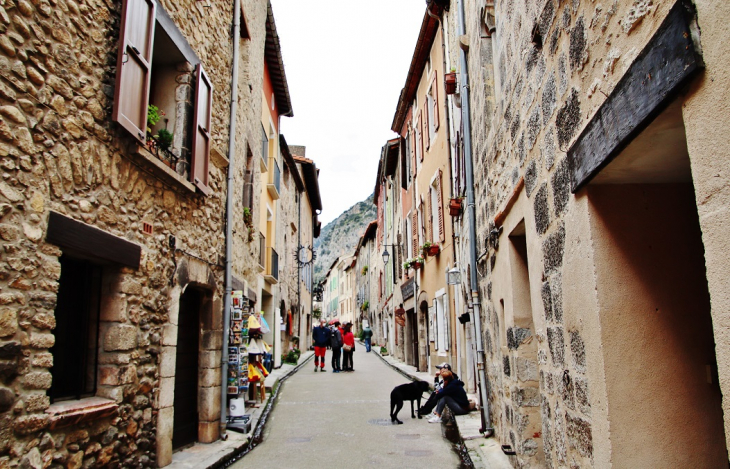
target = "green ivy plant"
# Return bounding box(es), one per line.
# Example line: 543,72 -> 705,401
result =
243,207 -> 253,227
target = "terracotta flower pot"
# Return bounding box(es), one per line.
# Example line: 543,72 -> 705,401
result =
427,245 -> 440,256
445,72 -> 457,95
411,261 -> 422,270
449,198 -> 462,216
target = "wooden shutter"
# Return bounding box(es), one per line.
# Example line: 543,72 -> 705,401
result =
400,136 -> 408,189
112,0 -> 156,142
426,188 -> 433,243
191,64 -> 213,195
417,115 -> 423,162
432,71 -> 440,131
437,169 -> 445,242
423,107 -> 429,151
411,211 -> 418,259
377,189 -> 383,248
396,233 -> 403,279
410,129 -> 417,176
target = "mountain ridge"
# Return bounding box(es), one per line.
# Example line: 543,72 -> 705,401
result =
314,194 -> 376,281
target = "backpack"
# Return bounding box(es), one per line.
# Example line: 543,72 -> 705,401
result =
330,329 -> 343,348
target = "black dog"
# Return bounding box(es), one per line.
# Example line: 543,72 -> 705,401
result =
390,380 -> 430,424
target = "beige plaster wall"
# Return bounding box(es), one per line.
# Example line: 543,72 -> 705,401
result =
682,0 -> 730,455
588,184 -> 727,467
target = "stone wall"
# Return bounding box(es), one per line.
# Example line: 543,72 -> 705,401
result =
230,0 -> 268,294
456,0 -> 699,466
0,0 -> 269,467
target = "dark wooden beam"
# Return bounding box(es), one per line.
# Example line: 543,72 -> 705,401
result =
568,1 -> 702,192
46,212 -> 142,270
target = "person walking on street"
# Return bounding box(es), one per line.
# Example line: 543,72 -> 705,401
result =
330,321 -> 343,373
312,318 -> 331,372
342,323 -> 355,372
362,321 -> 373,353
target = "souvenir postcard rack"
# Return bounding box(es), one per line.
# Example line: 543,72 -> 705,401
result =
227,291 -> 249,399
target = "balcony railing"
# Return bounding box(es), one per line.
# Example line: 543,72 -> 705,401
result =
259,233 -> 266,269
267,158 -> 280,199
265,247 -> 278,283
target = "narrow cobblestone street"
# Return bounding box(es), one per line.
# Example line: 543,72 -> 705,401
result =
231,350 -> 462,468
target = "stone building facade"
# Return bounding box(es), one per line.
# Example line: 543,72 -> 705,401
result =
453,0 -> 730,466
0,0 -> 281,467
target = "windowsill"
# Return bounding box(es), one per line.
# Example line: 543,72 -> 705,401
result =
210,146 -> 229,168
132,143 -> 197,194
46,396 -> 118,430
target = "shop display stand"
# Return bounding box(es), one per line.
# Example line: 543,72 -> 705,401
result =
226,291 -> 251,432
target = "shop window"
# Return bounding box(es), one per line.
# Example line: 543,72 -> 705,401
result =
49,256 -> 102,402
112,0 -> 213,195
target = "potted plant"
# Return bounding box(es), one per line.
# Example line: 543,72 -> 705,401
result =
361,300 -> 369,312
422,241 -> 440,257
449,196 -> 463,216
445,68 -> 457,95
156,128 -> 174,151
410,256 -> 425,270
361,265 -> 368,276
402,259 -> 412,270
147,104 -> 164,133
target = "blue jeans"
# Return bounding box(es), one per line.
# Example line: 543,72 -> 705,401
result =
365,338 -> 371,352
436,396 -> 469,416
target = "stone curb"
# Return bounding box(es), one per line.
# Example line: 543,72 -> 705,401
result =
366,343 -> 513,469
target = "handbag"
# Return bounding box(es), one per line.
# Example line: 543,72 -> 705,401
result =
343,344 -> 352,352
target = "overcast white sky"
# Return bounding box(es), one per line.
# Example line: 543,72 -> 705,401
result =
270,0 -> 425,225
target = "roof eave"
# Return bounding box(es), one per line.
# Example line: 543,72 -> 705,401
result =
391,5 -> 442,132
265,2 -> 293,117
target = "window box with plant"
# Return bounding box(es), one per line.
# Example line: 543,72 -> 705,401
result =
406,256 -> 425,270
113,0 -> 213,195
445,68 -> 457,95
422,241 -> 440,257
449,196 -> 464,216
145,105 -> 178,170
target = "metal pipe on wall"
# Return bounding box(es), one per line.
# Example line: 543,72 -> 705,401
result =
456,0 -> 493,436
220,0 -> 241,437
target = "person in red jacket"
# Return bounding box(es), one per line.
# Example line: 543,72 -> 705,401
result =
341,323 -> 355,372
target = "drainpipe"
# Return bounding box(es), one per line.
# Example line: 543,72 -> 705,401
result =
296,191 -> 301,345
220,0 -> 241,438
457,0 -> 493,436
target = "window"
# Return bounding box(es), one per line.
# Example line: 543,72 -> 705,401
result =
428,71 -> 440,142
113,0 -> 213,195
49,256 -> 102,402
418,201 -> 424,247
260,125 -> 268,171
242,143 -> 254,210
430,170 -> 445,243
415,116 -> 422,166
434,293 -> 449,352
404,134 -> 411,188
405,211 -> 413,259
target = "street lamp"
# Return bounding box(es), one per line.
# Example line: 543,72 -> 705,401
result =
382,244 -> 402,267
447,266 -> 462,285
